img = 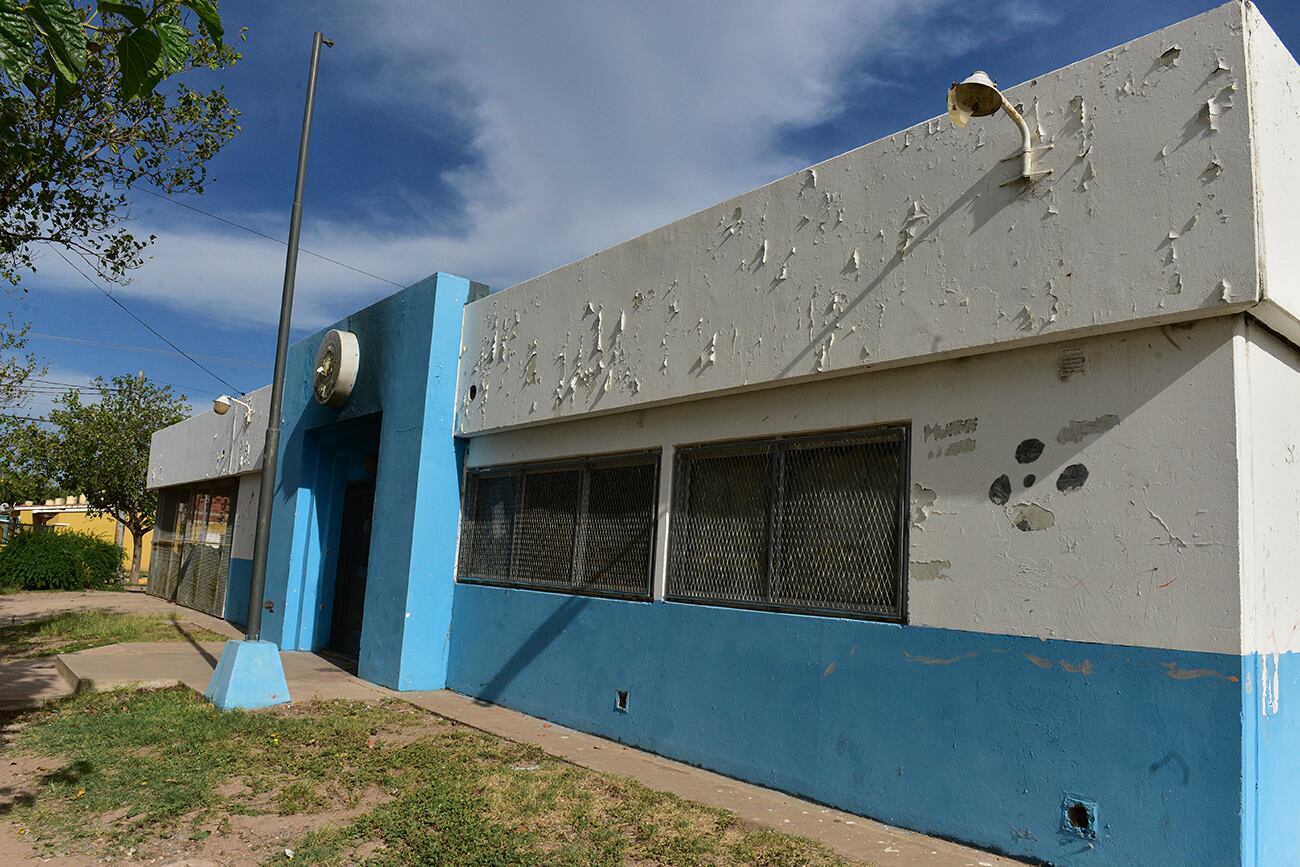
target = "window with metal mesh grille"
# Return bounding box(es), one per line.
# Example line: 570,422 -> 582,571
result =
666,426 -> 908,621
147,480 -> 240,617
458,452 -> 660,599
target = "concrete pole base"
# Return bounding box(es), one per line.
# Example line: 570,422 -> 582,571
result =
204,639 -> 291,710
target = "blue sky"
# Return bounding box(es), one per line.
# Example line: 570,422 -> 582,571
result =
11,0 -> 1300,414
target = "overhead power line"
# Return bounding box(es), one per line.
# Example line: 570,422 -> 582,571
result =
13,377 -> 222,397
28,332 -> 268,368
133,186 -> 406,289
44,245 -> 246,396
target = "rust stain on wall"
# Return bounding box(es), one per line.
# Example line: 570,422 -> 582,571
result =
1163,662 -> 1239,682
902,650 -> 978,666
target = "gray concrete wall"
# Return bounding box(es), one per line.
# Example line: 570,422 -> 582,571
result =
147,385 -> 271,489
466,318 -> 1243,654
457,2 -> 1263,435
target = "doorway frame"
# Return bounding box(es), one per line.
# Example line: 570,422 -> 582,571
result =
284,412 -> 383,658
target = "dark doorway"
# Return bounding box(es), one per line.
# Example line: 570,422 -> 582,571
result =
329,479 -> 375,659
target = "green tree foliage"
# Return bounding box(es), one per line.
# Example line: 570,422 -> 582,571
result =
0,412 -> 56,533
0,313 -> 42,408
0,322 -> 51,531
0,527 -> 122,589
11,373 -> 187,583
0,0 -> 240,290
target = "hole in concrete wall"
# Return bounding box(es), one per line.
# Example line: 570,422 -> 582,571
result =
469,384 -> 478,401
616,690 -> 629,712
1023,474 -> 1036,487
1062,797 -> 1097,839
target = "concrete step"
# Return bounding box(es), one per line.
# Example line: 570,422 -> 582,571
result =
0,658 -> 75,711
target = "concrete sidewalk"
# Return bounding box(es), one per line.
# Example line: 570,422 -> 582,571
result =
55,641 -> 385,703
0,589 -> 242,636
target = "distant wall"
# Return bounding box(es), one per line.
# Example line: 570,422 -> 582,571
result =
222,473 -> 262,628
148,384 -> 271,490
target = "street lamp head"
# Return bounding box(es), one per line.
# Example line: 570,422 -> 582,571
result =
947,69 -> 1051,183
947,71 -> 1002,128
213,394 -> 253,422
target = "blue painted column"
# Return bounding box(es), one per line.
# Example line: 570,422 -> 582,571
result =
257,273 -> 471,695
357,273 -> 469,690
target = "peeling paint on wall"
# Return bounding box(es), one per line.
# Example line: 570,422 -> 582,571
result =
1261,652 -> 1281,714
910,483 -> 938,529
1009,502 -> 1056,532
911,560 -> 952,582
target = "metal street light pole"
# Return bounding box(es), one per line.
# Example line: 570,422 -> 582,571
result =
245,31 -> 333,641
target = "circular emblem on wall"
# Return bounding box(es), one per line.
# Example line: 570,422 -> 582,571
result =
313,329 -> 360,407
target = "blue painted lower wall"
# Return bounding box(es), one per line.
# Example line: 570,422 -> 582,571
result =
223,557 -> 252,630
446,583 -> 1253,866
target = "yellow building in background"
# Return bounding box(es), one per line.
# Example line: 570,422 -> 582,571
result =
12,496 -> 152,580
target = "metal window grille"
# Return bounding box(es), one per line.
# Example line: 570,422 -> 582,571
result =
147,480 -> 238,618
458,452 -> 659,599
667,426 -> 908,621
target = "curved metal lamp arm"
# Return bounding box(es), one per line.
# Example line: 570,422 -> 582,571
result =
998,96 -> 1050,183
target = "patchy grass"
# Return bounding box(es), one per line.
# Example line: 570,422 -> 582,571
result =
3,687 -> 866,866
0,610 -> 229,659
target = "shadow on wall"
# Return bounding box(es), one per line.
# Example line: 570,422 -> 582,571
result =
472,593 -> 591,706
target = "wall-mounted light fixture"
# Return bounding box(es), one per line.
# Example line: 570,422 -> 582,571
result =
212,394 -> 254,423
948,71 -> 1050,183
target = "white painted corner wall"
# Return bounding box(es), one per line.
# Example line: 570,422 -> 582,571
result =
1238,320 -> 1300,659
466,318 -> 1243,655
457,1 -> 1259,435
231,473 -> 261,562
148,385 -> 271,490
1245,3 -> 1300,342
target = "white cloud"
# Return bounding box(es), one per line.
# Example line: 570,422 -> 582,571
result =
31,0 -> 1046,328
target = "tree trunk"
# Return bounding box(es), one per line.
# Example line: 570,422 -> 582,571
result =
128,526 -> 144,586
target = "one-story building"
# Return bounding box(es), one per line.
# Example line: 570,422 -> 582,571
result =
148,4 -> 1300,863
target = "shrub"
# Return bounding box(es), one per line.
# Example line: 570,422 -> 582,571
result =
0,529 -> 123,591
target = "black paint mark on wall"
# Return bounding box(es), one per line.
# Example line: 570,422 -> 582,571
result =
1057,414 -> 1119,445
1058,345 -> 1087,381
988,439 -> 1092,523
924,418 -> 978,442
989,475 -> 1012,505
945,437 -> 976,457
1015,439 -> 1045,464
1057,464 -> 1090,492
